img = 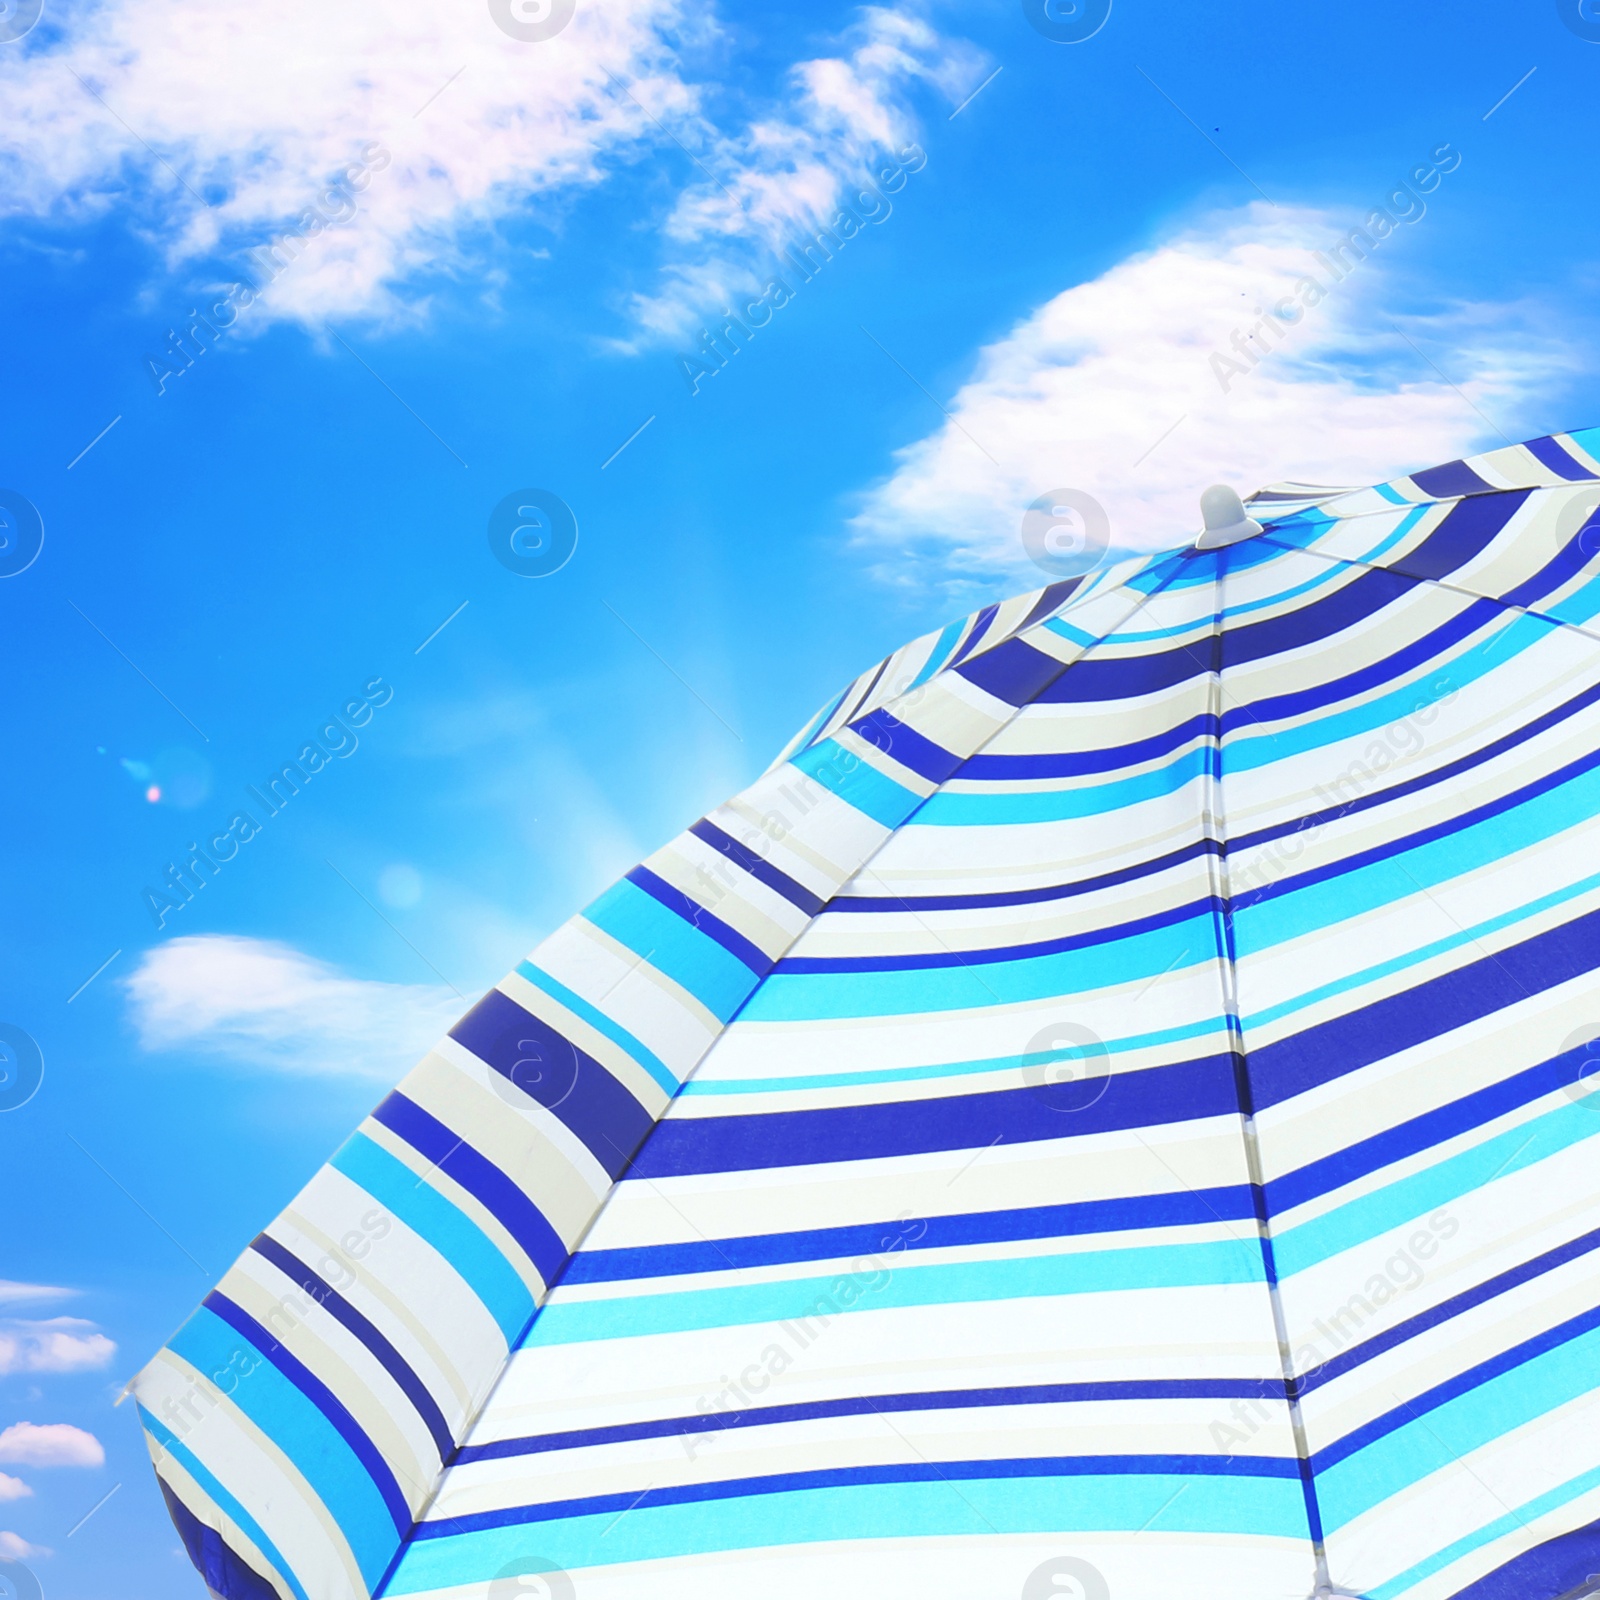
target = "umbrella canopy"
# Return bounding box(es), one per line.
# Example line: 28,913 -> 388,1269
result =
135,427 -> 1600,1600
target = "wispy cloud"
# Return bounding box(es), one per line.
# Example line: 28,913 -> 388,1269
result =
0,0 -> 700,327
0,1423 -> 105,1469
0,1531 -> 50,1559
0,1476 -> 31,1503
850,201 -> 1579,591
0,1283 -> 114,1377
624,6 -> 984,345
0,1319 -> 117,1377
0,1283 -> 71,1309
0,0 -> 978,339
122,934 -> 465,1079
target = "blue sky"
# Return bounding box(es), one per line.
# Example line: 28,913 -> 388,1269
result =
1,0 -> 1597,1593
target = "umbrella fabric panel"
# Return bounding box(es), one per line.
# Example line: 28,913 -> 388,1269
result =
385,566 -> 1320,1600
1216,528 -> 1600,1598
769,576 -> 1090,772
131,573 -> 1131,1600
134,426 -> 1600,1600
1249,428 -> 1600,526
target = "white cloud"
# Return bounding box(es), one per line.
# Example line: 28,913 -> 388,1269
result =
0,1476 -> 31,1503
850,201 -> 1578,589
0,0 -> 977,338
0,1423 -> 105,1469
0,1283 -> 71,1309
0,0 -> 699,326
123,934 -> 465,1079
0,1531 -> 50,1559
0,1320 -> 117,1377
625,6 -> 984,344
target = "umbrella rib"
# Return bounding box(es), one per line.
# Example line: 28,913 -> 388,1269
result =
1259,531 -> 1600,651
1199,560 -> 1333,1589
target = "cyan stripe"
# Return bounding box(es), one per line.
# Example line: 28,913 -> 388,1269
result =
1317,1321 -> 1600,1531
386,1473 -> 1309,1590
1234,753 -> 1600,958
582,877 -> 757,1023
1367,1458 -> 1600,1600
522,1235 -> 1265,1346
1548,571 -> 1600,630
331,1132 -> 532,1344
167,1308 -> 396,1589
1568,425 -> 1600,462
921,742 -> 1212,826
790,738 -> 921,829
680,1011 -> 1230,1095
1274,1098 -> 1600,1278
908,617 -> 967,689
1226,605 -> 1549,778
1046,556 -> 1346,647
1349,502 -> 1433,562
515,959 -> 678,1095
141,1406 -> 313,1600
1242,866 -> 1600,1035
741,909 -> 1214,1021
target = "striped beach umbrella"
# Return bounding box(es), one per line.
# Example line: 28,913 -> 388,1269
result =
135,427 -> 1600,1600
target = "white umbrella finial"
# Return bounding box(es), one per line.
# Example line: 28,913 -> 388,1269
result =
1196,483 -> 1265,548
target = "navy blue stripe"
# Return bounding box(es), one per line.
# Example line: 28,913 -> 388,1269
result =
627,865 -> 771,976
249,1232 -> 455,1462
807,692 -> 1600,978
1525,435 -> 1598,483
1313,1302 -> 1600,1474
203,1291 -> 412,1538
1249,905 -> 1600,1112
836,653 -> 892,729
1042,562 -> 1414,707
1241,734 -> 1600,923
1229,668 -> 1600,878
949,603 -> 999,666
1500,518 -> 1600,611
849,708 -> 964,783
414,1453 -> 1303,1537
956,635 -> 1068,706
1207,560 -> 1406,674
629,1052 -> 1241,1177
370,1093 -> 568,1285
830,837 -> 1219,913
1219,569 -> 1498,731
454,1378 -> 1289,1464
688,819 -> 824,916
1446,1514 -> 1600,1600
963,710 -> 1217,779
1037,635 -> 1210,703
1223,593 -> 1500,732
776,890 -> 1214,975
450,989 -> 651,1178
159,1477 -> 283,1600
805,686 -> 850,751
1267,1041 -> 1600,1217
1298,1225 -> 1600,1395
1019,577 -> 1084,628
1409,459 -> 1495,498
1385,489 -> 1531,584
566,1184 -> 1257,1283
